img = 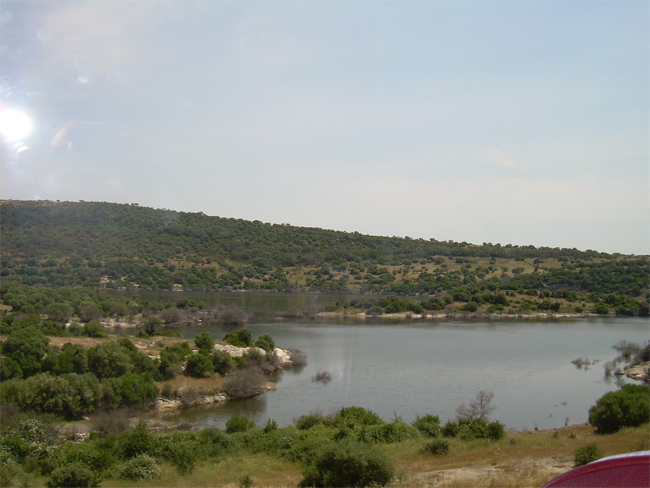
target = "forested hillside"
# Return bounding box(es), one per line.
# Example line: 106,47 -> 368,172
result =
1,200 -> 648,315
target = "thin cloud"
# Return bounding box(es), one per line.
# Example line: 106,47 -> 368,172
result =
36,2 -> 159,76
486,148 -> 522,170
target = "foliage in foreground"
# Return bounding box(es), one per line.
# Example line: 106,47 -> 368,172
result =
588,384 -> 650,434
574,443 -> 602,467
298,439 -> 395,487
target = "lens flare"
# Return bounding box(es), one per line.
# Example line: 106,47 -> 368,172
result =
0,108 -> 33,141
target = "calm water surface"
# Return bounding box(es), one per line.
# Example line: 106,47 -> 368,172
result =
117,292 -> 649,431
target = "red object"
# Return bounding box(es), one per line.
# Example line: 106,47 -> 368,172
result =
543,451 -> 649,487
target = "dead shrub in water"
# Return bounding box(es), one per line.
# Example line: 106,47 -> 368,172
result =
217,305 -> 251,325
246,348 -> 277,373
312,371 -> 332,383
224,367 -> 268,399
289,348 -> 307,367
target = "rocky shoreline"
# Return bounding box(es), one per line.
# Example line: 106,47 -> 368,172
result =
154,344 -> 297,413
317,310 -> 593,321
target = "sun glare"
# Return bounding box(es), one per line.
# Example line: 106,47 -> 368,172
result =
0,108 -> 33,142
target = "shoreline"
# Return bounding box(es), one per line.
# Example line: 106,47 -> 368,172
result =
316,310 -> 598,321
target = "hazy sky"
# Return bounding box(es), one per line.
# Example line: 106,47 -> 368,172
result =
1,1 -> 648,255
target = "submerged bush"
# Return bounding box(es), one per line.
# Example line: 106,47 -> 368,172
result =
588,384 -> 650,434
299,439 -> 395,487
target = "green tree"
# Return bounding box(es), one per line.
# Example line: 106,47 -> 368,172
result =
223,328 -> 252,347
88,342 -> 133,379
588,384 -> 650,434
184,353 -> 214,378
299,439 -> 395,487
2,326 -> 49,377
194,332 -> 214,352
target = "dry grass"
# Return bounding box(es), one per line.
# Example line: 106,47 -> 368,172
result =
384,424 -> 649,488
71,423 -> 650,488
102,454 -> 303,488
155,374 -> 224,396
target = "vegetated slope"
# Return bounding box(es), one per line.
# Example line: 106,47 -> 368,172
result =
1,200 -> 648,311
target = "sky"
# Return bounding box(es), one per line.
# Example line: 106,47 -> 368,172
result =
1,1 -> 648,255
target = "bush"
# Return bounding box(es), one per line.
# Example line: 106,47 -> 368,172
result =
331,406 -> 383,430
122,422 -> 153,458
486,420 -> 505,440
47,462 -> 98,488
223,367 -> 267,399
212,350 -> 235,376
295,413 -> 326,430
154,433 -> 200,475
223,328 -> 252,347
226,416 -> 255,433
363,422 -> 420,443
299,439 -> 395,487
574,443 -> 601,467
254,334 -> 275,352
194,332 -> 214,351
0,448 -> 18,487
83,321 -> 108,338
442,418 -> 505,441
413,414 -> 441,438
588,384 -> 650,434
184,353 -> 215,378
423,439 -> 450,455
120,454 -> 161,480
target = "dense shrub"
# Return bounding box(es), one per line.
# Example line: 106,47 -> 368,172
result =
363,422 -> 420,443
118,374 -> 159,406
254,334 -> 275,352
423,439 -> 450,455
0,373 -> 99,419
295,413 -> 326,430
83,321 -> 108,338
122,422 -> 153,458
184,353 -> 215,378
2,326 -> 49,377
87,342 -> 133,379
299,439 -> 395,487
119,454 -> 161,480
588,384 -> 650,434
212,350 -> 235,376
442,418 -> 505,440
47,462 -> 98,488
331,406 -> 383,430
0,448 -> 18,487
194,332 -> 214,351
412,414 -> 442,437
153,432 -> 201,475
574,443 -> 601,467
226,416 -> 255,433
223,328 -> 252,347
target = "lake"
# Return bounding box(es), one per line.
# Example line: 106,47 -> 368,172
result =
115,291 -> 649,431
